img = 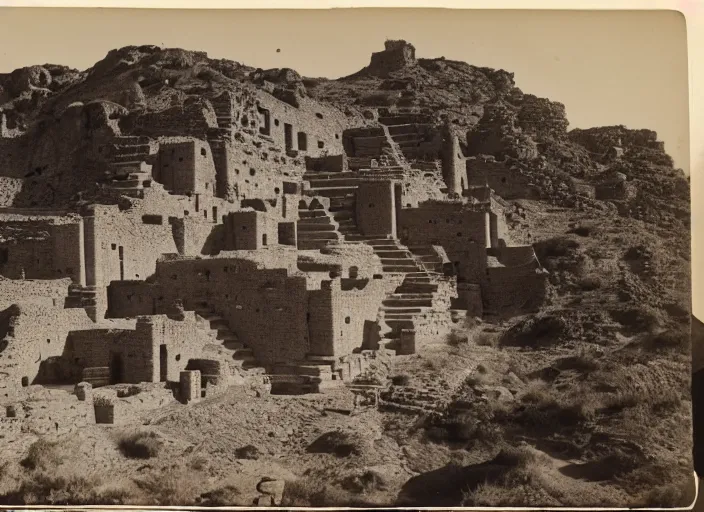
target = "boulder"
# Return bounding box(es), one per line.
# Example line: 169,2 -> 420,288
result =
256,478 -> 285,505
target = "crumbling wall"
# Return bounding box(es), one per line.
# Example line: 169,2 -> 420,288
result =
155,137 -> 217,196
122,97 -> 218,139
398,202 -> 489,282
466,157 -> 534,200
482,260 -> 546,317
0,301 -> 94,398
108,254 -> 309,365
356,180 -> 396,236
0,276 -> 70,310
329,278 -> 387,356
223,210 -> 278,250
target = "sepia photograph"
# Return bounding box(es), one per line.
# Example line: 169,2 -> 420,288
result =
0,6 -> 695,508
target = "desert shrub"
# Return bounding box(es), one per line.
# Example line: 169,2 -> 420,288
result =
555,349 -> 600,372
307,430 -> 362,457
426,406 -> 502,447
640,328 -> 689,353
473,332 -> 497,347
133,466 -> 201,506
446,330 -> 469,347
93,395 -> 113,407
196,484 -> 244,506
188,456 -> 209,470
577,275 -> 601,291
341,470 -> 388,493
513,383 -> 599,429
602,391 -> 641,412
281,478 -> 354,507
500,314 -> 569,348
390,374 -> 410,386
642,484 -> 693,508
117,431 -> 162,459
234,444 -> 261,460
534,236 -> 579,260
623,245 -> 649,261
116,385 -> 141,398
609,306 -> 662,334
20,439 -> 63,471
568,225 -> 592,237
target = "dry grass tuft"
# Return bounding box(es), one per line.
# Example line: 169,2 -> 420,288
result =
117,430 -> 162,459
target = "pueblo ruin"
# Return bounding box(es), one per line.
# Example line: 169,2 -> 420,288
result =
0,40 -> 548,406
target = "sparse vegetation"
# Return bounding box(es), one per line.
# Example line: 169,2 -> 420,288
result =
234,444 -> 261,460
445,330 -> 469,347
390,374 -> 410,386
307,430 -> 362,457
117,430 -> 162,459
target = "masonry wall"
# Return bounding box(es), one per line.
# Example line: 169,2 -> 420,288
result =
155,138 -> 217,196
0,216 -> 85,284
398,203 -> 489,281
108,257 -> 310,365
329,278 -> 387,357
223,210 -> 278,250
356,181 -> 396,237
466,157 -> 534,200
255,92 -> 346,158
482,264 -> 546,316
0,301 -> 95,398
123,97 -> 218,139
0,277 -> 70,310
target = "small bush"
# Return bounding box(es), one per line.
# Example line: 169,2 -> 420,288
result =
133,466 -> 201,506
577,276 -> 602,291
93,395 -> 113,407
534,236 -> 580,260
446,330 -> 469,347
234,444 -> 261,460
501,314 -> 569,348
641,328 -> 689,352
474,332 -> 497,347
390,374 -> 410,386
118,431 -> 162,459
568,225 -> 592,237
307,431 -> 362,457
21,439 -> 63,471
341,470 -> 387,493
281,478 -> 353,507
197,484 -> 243,506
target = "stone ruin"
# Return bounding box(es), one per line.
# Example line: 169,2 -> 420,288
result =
0,41 -> 548,425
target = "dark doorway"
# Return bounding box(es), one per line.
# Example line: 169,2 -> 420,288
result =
118,246 -> 125,280
159,344 -> 168,382
284,123 -> 293,151
110,352 -> 123,384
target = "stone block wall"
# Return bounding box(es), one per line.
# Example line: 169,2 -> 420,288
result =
482,265 -> 547,316
223,210 -> 278,250
398,203 -> 489,281
155,138 -> 217,196
356,180 -> 396,237
123,97 -> 218,139
466,157 -> 534,200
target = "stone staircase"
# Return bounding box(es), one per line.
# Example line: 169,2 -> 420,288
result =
65,284 -> 98,321
378,113 -> 440,172
100,136 -> 153,198
193,302 -> 265,375
406,245 -> 445,273
209,93 -> 235,136
297,200 -> 341,250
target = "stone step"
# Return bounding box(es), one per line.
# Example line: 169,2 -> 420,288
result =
346,234 -> 393,242
308,186 -> 358,198
384,318 -> 416,329
379,257 -> 417,266
391,292 -> 434,299
109,179 -> 142,189
331,210 -> 354,221
297,223 -> 336,232
383,265 -> 420,273
297,215 -> 330,226
297,231 -> 340,241
298,210 -> 328,219
108,161 -> 151,173
112,143 -> 150,155
375,250 -> 412,258
298,240 -> 333,250
397,285 -> 439,294
380,306 -> 424,314
383,298 -> 432,307
307,177 -> 363,188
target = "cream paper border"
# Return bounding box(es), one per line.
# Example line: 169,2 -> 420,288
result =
0,1 -> 699,510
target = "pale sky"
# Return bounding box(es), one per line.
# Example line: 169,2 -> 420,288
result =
0,8 -> 690,174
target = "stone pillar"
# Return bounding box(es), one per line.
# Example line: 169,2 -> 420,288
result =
82,209 -> 99,287
74,381 -> 93,402
180,370 -> 201,403
397,329 -> 416,355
